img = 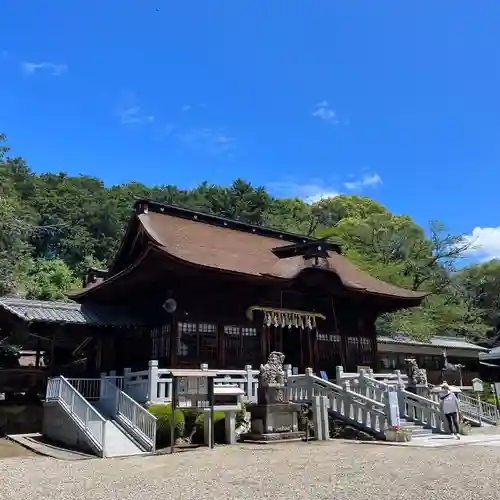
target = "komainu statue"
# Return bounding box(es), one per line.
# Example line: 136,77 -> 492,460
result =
258,351 -> 287,404
404,358 -> 428,386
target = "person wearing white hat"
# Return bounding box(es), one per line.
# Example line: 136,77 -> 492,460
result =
439,382 -> 460,439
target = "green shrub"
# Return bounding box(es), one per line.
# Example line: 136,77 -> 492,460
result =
235,403 -> 247,428
189,411 -> 226,444
148,404 -> 185,447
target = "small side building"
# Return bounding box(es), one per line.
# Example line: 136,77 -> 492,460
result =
377,334 -> 488,385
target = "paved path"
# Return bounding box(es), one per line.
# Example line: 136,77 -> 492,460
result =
1,441 -> 500,500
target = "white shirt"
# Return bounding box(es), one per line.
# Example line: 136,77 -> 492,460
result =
440,391 -> 459,414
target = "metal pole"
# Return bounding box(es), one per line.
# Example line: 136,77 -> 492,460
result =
170,376 -> 177,455
209,378 -> 215,449
477,392 -> 482,426
493,382 -> 500,412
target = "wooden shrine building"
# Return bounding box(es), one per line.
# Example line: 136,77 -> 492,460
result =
66,200 -> 427,375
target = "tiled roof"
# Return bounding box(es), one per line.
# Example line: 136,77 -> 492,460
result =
377,334 -> 487,351
140,210 -> 428,300
75,200 -> 426,302
480,345 -> 500,360
0,298 -> 144,327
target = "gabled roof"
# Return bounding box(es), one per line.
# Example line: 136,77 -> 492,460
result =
0,297 -> 145,327
480,345 -> 500,361
74,200 -> 428,302
377,334 -> 487,351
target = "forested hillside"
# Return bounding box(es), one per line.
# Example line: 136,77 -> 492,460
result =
1,133 -> 499,342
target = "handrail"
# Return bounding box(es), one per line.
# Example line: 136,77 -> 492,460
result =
402,389 -> 440,408
309,374 -> 385,409
102,378 -> 157,452
46,376 -> 106,454
457,392 -> 499,424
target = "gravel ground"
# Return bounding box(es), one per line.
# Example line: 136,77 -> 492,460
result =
0,438 -> 35,459
0,441 -> 498,500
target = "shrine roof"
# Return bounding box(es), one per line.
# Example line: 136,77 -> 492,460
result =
0,297 -> 144,327
73,200 -> 428,302
377,334 -> 487,351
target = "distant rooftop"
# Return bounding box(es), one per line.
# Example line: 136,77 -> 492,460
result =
0,297 -> 144,327
377,333 -> 487,351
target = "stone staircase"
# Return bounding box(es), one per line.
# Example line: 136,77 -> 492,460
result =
399,417 -> 435,440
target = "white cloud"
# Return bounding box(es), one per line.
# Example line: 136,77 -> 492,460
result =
266,180 -> 339,204
463,227 -> 500,261
312,101 -> 339,124
120,106 -> 154,125
175,128 -> 237,156
21,61 -> 68,76
343,173 -> 383,191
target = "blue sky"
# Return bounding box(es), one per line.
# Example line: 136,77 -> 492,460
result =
2,1 -> 500,260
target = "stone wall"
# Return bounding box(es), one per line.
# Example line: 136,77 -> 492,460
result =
0,401 -> 43,435
42,402 -> 95,455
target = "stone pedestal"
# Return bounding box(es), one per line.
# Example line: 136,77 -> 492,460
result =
240,402 -> 305,442
240,351 -> 305,443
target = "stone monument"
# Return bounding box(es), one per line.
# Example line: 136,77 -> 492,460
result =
404,358 -> 428,397
240,352 -> 305,442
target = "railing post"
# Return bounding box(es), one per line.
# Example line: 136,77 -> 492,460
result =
305,367 -> 314,401
312,395 -> 323,440
320,395 -> 330,440
396,374 -> 406,419
335,366 -> 344,385
245,365 -> 254,402
358,369 -> 367,397
101,422 -> 107,458
200,363 -> 208,371
148,360 -> 159,403
100,372 -> 107,401
123,367 -> 131,395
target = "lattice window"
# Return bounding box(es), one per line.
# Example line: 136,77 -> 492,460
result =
224,325 -> 258,366
316,332 -> 342,367
359,336 -> 373,364
177,322 -> 217,362
317,333 -> 341,343
151,324 -> 170,359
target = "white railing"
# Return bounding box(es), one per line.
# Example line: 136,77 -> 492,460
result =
335,366 -> 408,388
457,392 -> 499,425
115,361 -> 260,404
399,389 -> 443,432
46,376 -> 107,456
287,369 -> 387,437
64,378 -> 101,400
100,378 -> 156,452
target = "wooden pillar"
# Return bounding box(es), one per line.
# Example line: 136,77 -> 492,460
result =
261,323 -> 269,363
307,328 -> 314,369
35,337 -> 41,368
49,330 -> 56,374
299,328 -> 304,371
218,323 -> 225,368
169,319 -> 178,368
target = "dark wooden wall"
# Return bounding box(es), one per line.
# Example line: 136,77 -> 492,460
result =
88,262 -> 384,374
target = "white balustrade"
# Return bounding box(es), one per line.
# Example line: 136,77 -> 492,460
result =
118,361 -> 259,404
286,368 -> 387,437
